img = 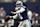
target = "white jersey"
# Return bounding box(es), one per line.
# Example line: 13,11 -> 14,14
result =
15,7 -> 25,14
10,7 -> 25,20
27,11 -> 32,20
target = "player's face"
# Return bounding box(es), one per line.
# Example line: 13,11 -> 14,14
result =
33,12 -> 35,16
17,4 -> 21,7
1,7 -> 3,11
27,8 -> 30,12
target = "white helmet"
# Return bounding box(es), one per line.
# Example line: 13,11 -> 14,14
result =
16,1 -> 23,6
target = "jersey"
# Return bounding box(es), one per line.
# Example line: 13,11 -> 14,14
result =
15,6 -> 28,21
27,11 -> 32,20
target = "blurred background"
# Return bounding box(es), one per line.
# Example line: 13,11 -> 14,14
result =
0,0 -> 40,27
0,0 -> 40,14
0,0 -> 40,2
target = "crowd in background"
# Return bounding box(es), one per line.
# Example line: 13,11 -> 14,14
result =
0,0 -> 40,27
0,7 -> 40,27
0,0 -> 40,3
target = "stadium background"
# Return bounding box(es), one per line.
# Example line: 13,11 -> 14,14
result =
0,2 -> 40,15
0,0 -> 40,27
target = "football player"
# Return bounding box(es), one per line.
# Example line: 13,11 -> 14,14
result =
6,1 -> 31,27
